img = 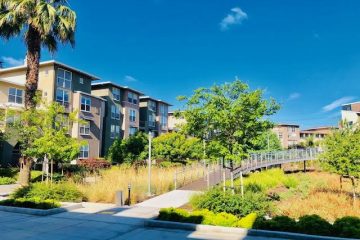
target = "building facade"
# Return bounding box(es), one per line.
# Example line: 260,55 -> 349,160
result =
272,124 -> 300,149
299,127 -> 335,143
139,96 -> 172,136
0,61 -> 106,164
341,102 -> 360,126
168,111 -> 186,132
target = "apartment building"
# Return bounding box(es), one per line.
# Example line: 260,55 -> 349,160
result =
300,127 -> 335,142
0,61 -> 105,164
139,96 -> 172,136
91,82 -> 143,156
341,101 -> 360,126
272,124 -> 300,149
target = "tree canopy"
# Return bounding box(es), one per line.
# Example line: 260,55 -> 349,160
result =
177,80 -> 280,161
251,130 -> 282,152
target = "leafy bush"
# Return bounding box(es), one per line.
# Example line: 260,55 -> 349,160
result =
254,216 -> 297,232
107,132 -> 148,164
0,197 -> 60,209
191,188 -> 271,217
296,215 -> 332,236
333,216 -> 360,239
158,161 -> 184,168
152,132 -> 203,162
0,177 -> 16,185
12,182 -> 83,202
158,208 -> 257,228
30,171 -> 44,182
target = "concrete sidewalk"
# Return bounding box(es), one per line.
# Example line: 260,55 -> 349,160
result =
0,184 -> 19,197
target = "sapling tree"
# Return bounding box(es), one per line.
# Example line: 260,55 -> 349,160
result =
319,122 -> 360,205
10,102 -> 83,182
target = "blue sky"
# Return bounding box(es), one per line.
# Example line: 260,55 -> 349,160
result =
1,0 -> 360,129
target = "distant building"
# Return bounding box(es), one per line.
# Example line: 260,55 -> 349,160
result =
272,124 -> 300,149
300,127 -> 335,142
168,111 -> 186,132
341,101 -> 360,126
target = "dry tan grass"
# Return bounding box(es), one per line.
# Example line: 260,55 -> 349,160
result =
76,164 -> 207,204
276,171 -> 360,222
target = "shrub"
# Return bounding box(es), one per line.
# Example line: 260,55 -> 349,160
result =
254,216 -> 297,232
235,213 -> 257,229
283,176 -> 298,189
78,158 -> 111,173
296,215 -> 332,236
0,168 -> 18,178
333,216 -> 360,239
0,197 -> 60,209
158,208 -> 203,224
30,171 -> 44,182
199,210 -> 239,227
0,177 -> 16,185
191,188 -> 271,217
12,182 -> 83,202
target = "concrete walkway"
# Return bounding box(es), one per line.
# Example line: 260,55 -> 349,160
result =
0,207 -> 277,240
0,184 -> 19,197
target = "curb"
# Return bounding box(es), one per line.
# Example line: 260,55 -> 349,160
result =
144,220 -> 355,240
0,202 -> 83,216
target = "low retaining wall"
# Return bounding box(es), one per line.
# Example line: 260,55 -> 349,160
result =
144,220 -> 353,240
0,202 -> 83,216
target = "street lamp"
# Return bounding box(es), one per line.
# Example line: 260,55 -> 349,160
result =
147,131 -> 153,196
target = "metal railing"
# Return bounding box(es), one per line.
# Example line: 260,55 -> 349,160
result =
233,148 -> 321,178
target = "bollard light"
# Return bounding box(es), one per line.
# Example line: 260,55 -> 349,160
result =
127,183 -> 131,206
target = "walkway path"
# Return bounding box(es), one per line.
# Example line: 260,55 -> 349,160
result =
0,184 -> 19,197
0,206 -> 277,240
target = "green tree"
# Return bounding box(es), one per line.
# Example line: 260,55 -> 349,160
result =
319,123 -> 360,205
0,0 -> 77,185
251,130 -> 282,152
107,132 -> 148,164
177,80 -> 280,163
152,132 -> 202,162
10,102 -> 83,183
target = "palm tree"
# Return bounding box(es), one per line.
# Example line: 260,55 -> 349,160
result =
0,0 -> 76,186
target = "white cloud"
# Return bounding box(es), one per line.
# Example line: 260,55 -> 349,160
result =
288,92 -> 301,101
124,75 -> 138,82
1,56 -> 24,67
220,7 -> 248,31
322,96 -> 356,112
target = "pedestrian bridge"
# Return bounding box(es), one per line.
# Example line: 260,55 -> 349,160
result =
233,148 -> 321,178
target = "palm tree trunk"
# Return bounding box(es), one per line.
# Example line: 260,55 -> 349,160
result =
18,26 -> 41,186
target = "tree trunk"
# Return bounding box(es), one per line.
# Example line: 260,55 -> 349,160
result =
18,26 -> 41,186
18,157 -> 32,186
24,25 -> 41,110
350,177 -> 357,207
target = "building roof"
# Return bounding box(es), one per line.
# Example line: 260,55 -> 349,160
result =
0,78 -> 24,87
91,81 -> 144,95
0,60 -> 100,80
139,96 -> 172,106
302,126 -> 338,131
75,91 -> 107,102
275,123 -> 300,127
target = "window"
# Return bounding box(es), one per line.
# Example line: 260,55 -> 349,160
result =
148,113 -> 156,127
278,133 -> 283,139
129,127 -> 137,136
79,144 -> 89,159
56,89 -> 70,106
57,68 -> 72,89
111,105 -> 120,119
81,96 -> 91,112
288,126 -> 296,132
129,109 -> 136,122
149,101 -> 156,111
112,88 -> 120,101
160,105 -> 168,128
128,92 -> 138,104
110,124 -> 120,139
79,78 -> 84,84
79,120 -> 90,135
8,88 -> 23,104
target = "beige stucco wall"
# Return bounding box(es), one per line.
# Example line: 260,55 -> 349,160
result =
272,125 -> 300,149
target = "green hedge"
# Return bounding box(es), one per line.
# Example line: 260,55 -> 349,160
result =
0,197 -> 60,209
158,208 -> 257,228
11,182 -> 83,202
254,214 -> 360,238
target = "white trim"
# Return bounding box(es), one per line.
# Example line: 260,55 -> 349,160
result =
91,81 -> 144,95
75,91 -> 106,102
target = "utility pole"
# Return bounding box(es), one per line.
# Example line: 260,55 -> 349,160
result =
147,131 -> 152,196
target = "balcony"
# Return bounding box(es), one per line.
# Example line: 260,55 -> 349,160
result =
140,121 -> 157,129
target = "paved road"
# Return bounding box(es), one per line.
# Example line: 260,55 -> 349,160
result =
0,206 -> 278,240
